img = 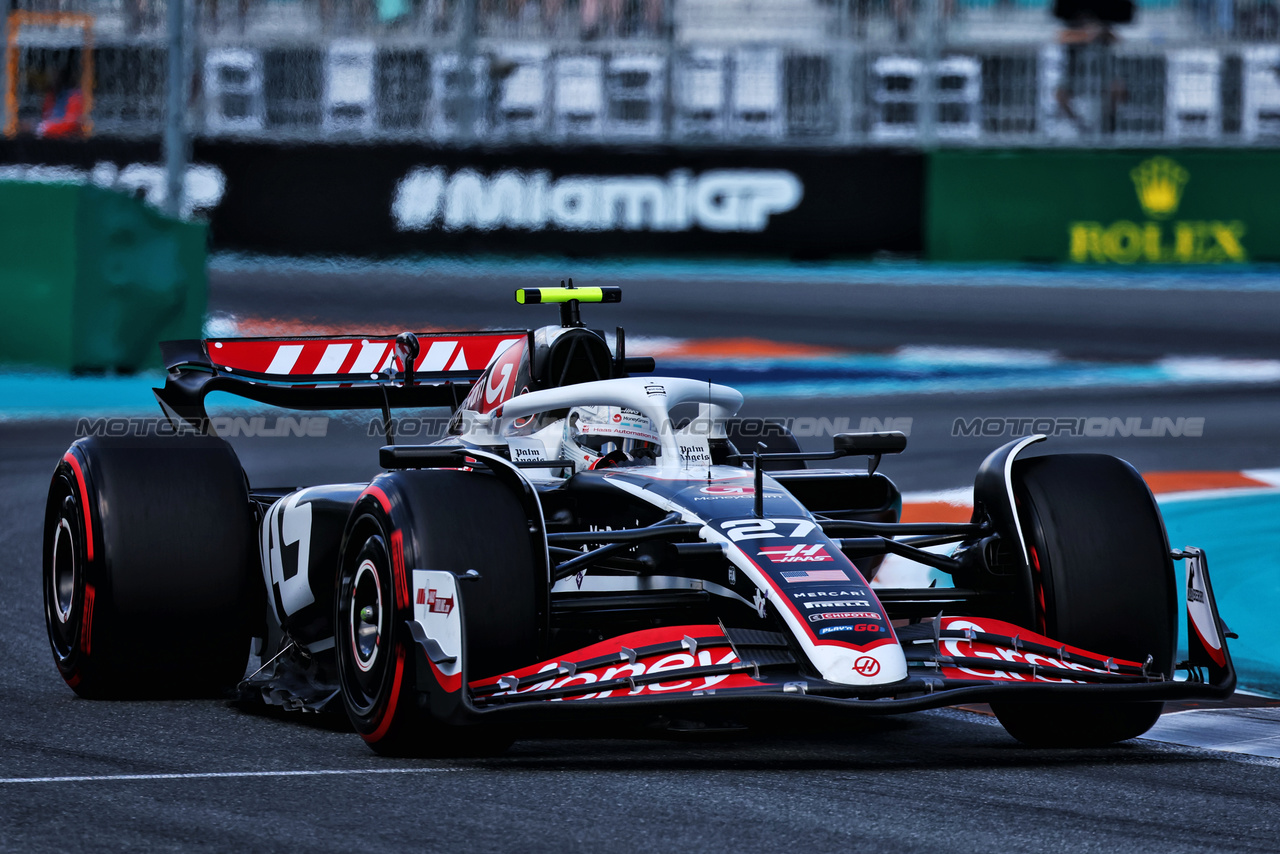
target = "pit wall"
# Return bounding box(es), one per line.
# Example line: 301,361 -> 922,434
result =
1,138 -> 1273,264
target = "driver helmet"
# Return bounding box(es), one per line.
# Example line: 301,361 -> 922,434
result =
562,406 -> 661,473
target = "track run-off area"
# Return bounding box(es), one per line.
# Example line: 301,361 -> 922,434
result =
3,259 -> 1280,851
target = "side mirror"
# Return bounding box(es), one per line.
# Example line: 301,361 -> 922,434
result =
833,431 -> 908,456
833,431 -> 907,474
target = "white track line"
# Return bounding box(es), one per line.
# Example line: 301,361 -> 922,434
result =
0,768 -> 456,785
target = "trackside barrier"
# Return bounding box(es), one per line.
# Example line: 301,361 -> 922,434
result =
4,139 -> 1280,264
926,149 -> 1280,264
0,181 -> 206,372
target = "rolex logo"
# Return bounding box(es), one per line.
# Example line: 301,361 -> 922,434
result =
1130,156 -> 1189,220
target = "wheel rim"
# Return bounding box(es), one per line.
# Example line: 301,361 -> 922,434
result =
52,517 -> 77,625
349,558 -> 383,674
339,529 -> 394,718
45,484 -> 82,662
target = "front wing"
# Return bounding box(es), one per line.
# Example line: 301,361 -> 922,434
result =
411,547 -> 1236,726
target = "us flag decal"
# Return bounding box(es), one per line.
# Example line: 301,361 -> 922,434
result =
759,544 -> 833,563
780,568 -> 851,583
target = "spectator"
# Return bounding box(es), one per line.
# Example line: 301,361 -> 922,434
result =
1053,0 -> 1131,133
204,0 -> 250,33
582,0 -> 662,37
37,62 -> 86,139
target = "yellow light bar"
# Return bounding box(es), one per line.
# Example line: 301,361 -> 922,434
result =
515,287 -> 622,305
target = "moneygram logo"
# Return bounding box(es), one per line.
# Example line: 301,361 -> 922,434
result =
701,485 -> 754,495
759,545 -> 832,563
1068,156 -> 1246,265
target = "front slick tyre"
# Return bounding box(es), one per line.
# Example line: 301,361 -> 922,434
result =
337,534 -> 507,757
335,471 -> 538,757
991,454 -> 1177,748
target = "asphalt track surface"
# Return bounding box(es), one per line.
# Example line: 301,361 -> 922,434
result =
3,265 -> 1280,851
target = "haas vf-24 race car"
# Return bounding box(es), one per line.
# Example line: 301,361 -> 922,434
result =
43,286 -> 1236,754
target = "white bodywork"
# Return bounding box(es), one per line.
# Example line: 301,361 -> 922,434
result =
491,376 -> 742,473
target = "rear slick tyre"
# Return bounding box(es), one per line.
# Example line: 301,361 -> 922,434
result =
43,434 -> 256,699
990,454 -> 1176,748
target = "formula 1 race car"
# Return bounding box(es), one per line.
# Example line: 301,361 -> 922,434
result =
43,286 -> 1237,755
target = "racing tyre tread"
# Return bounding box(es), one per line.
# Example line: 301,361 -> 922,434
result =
43,434 -> 256,699
336,469 -> 539,757
991,454 -> 1177,748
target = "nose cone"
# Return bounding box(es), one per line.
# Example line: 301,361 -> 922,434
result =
809,643 -> 908,687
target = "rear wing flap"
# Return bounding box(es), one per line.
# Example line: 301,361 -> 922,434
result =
154,331 -> 530,427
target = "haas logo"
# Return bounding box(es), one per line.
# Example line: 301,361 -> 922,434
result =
759,544 -> 832,563
853,657 -> 880,677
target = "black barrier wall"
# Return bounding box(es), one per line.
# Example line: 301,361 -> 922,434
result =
0,139 -> 924,258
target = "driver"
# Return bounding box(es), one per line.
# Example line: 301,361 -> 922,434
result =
561,406 -> 661,473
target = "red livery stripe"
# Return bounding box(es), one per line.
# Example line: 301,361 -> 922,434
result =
428,658 -> 462,693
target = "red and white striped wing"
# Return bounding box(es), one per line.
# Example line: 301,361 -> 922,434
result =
205,332 -> 526,379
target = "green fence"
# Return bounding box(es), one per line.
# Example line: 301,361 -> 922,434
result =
926,150 -> 1280,265
0,182 -> 207,372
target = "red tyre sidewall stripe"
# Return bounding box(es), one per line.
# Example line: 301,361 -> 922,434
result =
81,583 -> 96,655
1029,545 -> 1048,634
362,485 -> 392,513
390,530 -> 408,612
62,452 -> 93,562
356,484 -> 413,739
365,646 -> 405,743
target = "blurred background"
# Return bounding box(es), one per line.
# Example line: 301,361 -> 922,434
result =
3,0 -> 1278,260
2,0 -> 1276,147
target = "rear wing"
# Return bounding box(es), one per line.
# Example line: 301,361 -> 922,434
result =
154,331 -> 530,428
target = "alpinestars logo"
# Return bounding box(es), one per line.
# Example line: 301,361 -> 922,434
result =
417,588 -> 454,616
759,544 -> 832,563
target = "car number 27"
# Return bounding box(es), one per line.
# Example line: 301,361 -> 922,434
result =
718,518 -> 817,542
